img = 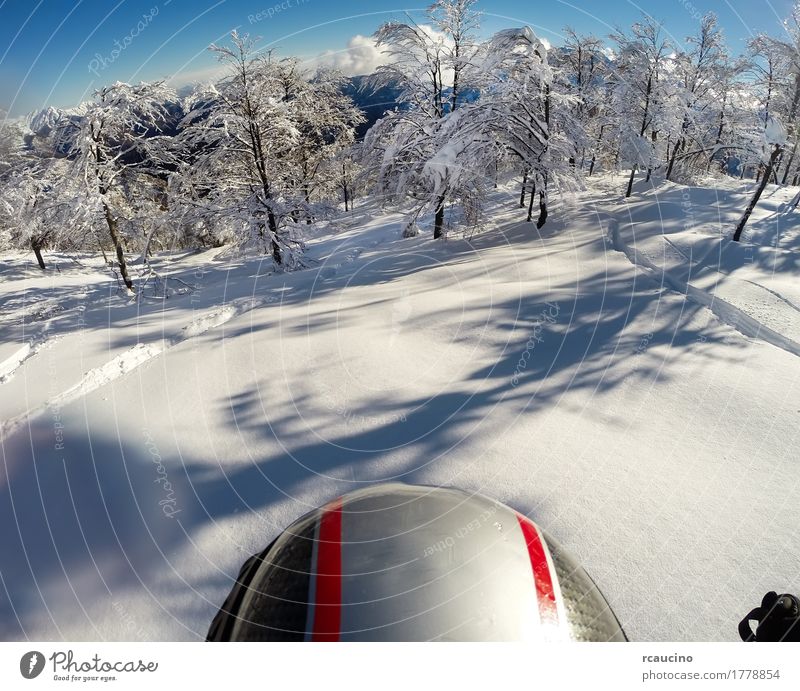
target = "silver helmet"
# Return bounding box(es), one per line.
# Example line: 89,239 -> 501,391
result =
208,483 -> 626,642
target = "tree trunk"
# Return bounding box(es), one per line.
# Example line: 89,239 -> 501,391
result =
433,194 -> 446,239
139,224 -> 158,263
781,136 -> 798,185
526,181 -> 536,222
519,169 -> 528,208
102,199 -> 134,292
625,166 -> 637,198
627,75 -> 652,196
733,144 -> 782,242
647,130 -> 657,183
535,172 -> 548,228
536,190 -> 548,229
341,161 -> 350,211
267,208 -> 283,265
31,239 -> 46,271
708,100 -> 727,173
96,233 -> 109,264
665,138 -> 681,181
271,239 -> 282,264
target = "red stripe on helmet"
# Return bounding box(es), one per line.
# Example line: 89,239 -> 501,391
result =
516,514 -> 559,627
311,498 -> 343,641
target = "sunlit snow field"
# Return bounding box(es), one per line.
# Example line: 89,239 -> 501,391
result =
1,174 -> 799,641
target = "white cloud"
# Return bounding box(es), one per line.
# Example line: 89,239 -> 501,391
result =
416,24 -> 452,48
304,34 -> 389,76
166,34 -> 387,91
305,26 -> 454,77
170,27 -> 455,88
167,63 -> 227,89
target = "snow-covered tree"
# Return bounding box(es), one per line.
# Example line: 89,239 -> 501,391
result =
323,148 -> 363,212
732,7 -> 800,240
554,28 -> 609,172
172,33 -> 362,263
0,118 -> 25,178
733,116 -> 786,241
173,34 -> 299,265
0,157 -> 87,269
367,0 -> 483,238
55,81 -> 175,291
0,118 -> 24,249
663,13 -> 730,181
285,65 -> 365,211
609,17 -> 672,196
763,6 -> 800,186
700,56 -> 749,175
486,26 -> 582,227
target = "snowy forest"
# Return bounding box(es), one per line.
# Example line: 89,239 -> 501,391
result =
4,0 -> 800,286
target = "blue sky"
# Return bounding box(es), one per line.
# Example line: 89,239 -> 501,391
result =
0,0 -> 794,116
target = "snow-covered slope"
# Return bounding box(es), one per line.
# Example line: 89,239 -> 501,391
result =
1,179 -> 798,642
607,175 -> 800,350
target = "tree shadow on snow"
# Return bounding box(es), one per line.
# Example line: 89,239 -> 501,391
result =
0,206 -> 750,641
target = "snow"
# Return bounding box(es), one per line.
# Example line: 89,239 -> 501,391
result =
765,116 -> 787,147
607,176 -> 800,354
0,343 -> 31,382
1,178 -> 799,642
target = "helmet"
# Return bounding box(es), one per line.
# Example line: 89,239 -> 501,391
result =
207,483 -> 626,641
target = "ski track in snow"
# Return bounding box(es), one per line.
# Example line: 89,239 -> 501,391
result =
741,279 -> 800,314
0,292 -> 76,383
0,329 -> 58,384
662,232 -> 800,319
0,219 -> 394,436
606,214 -> 800,358
0,295 -> 275,441
0,342 -> 36,383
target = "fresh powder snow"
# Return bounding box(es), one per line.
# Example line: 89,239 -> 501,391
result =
1,174 -> 797,642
